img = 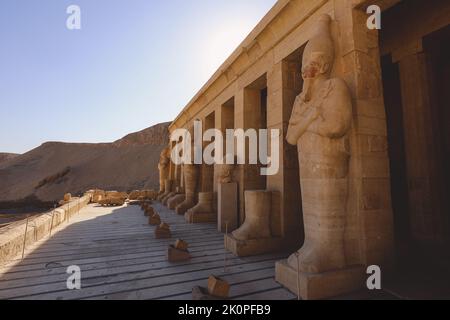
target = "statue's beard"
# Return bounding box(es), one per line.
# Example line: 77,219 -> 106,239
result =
302,77 -> 316,103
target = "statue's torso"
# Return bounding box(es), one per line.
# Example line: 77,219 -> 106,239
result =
296,79 -> 352,179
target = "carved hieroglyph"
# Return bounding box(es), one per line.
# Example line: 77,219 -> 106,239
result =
158,146 -> 171,194
286,14 -> 352,274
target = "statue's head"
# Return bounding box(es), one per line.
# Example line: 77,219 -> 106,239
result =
302,14 -> 334,81
159,146 -> 171,168
302,52 -> 332,80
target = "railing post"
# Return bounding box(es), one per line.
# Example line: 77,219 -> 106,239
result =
21,215 -> 30,260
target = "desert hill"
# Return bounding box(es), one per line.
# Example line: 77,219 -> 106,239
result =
0,153 -> 19,165
0,122 -> 170,204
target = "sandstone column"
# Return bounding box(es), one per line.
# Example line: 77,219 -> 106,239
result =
395,42 -> 445,246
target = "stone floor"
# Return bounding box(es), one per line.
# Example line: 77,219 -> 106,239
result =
0,202 -> 296,300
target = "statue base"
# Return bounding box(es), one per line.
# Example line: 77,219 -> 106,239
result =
224,234 -> 284,257
275,260 -> 365,300
168,195 -> 185,210
185,211 -> 217,224
162,192 -> 176,206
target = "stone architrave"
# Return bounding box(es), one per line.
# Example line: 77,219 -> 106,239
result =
275,14 -> 364,300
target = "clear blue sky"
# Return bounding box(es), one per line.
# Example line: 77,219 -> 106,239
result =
0,0 -> 276,154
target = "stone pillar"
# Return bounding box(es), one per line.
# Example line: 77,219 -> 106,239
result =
266,57 -> 303,244
395,41 -> 444,246
218,182 -> 238,232
333,0 -> 395,268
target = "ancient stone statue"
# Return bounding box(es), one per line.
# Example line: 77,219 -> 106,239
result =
286,14 -> 352,274
219,163 -> 235,184
175,164 -> 199,215
232,190 -> 272,240
185,192 -> 216,223
158,146 -> 171,194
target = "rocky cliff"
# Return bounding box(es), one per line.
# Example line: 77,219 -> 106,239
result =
0,122 -> 170,203
0,153 -> 18,165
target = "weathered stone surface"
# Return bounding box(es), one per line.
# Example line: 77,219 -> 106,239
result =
155,224 -> 171,239
158,147 -> 171,195
224,234 -> 284,257
232,191 -> 272,241
218,183 -> 238,232
185,192 -> 215,223
174,239 -> 189,251
176,165 -> 199,215
149,213 -> 161,226
167,194 -> 186,210
284,15 -> 353,277
207,276 -> 230,298
167,245 -> 191,263
275,260 -> 365,300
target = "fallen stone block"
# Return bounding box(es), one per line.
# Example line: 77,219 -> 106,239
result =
174,239 -> 189,251
167,245 -> 191,262
149,213 -> 161,226
145,206 -> 155,217
155,223 -> 171,239
208,275 -> 230,298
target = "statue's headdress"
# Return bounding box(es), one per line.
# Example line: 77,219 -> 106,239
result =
303,14 -> 335,71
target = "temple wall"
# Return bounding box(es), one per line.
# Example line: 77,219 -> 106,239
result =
168,0 -> 396,268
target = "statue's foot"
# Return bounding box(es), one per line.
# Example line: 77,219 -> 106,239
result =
232,222 -> 271,241
176,201 -> 195,215
287,245 -> 345,274
188,204 -> 212,214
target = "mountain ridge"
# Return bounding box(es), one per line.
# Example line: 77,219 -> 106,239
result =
0,122 -> 170,203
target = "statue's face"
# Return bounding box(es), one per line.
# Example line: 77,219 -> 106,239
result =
302,52 -> 329,80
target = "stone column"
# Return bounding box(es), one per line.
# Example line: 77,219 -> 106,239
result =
395,41 -> 444,246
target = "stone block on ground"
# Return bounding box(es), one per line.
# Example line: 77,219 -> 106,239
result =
208,275 -> 230,298
167,245 -> 191,262
155,223 -> 171,239
149,213 -> 161,226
